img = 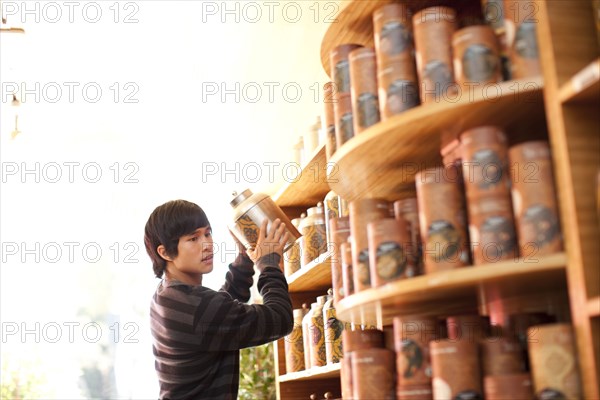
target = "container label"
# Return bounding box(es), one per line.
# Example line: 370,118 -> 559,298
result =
357,92 -> 381,129
515,21 -> 539,59
386,79 -> 420,114
379,21 -> 411,56
463,44 -> 498,82
376,241 -> 407,280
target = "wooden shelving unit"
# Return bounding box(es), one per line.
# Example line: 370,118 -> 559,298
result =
288,252 -> 332,293
589,296 -> 600,318
279,363 -> 341,383
559,58 -> 600,104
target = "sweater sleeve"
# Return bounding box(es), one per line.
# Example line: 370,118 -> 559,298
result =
219,252 -> 255,302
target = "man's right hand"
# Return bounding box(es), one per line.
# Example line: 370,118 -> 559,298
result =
247,218 -> 289,270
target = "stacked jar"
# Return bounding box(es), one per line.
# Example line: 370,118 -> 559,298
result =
309,293 -> 332,368
284,214 -> 304,278
285,304 -> 310,373
300,203 -> 327,267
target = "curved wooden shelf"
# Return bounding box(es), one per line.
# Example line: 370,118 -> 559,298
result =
336,252 -> 567,326
279,362 -> 341,383
559,58 -> 600,104
288,252 -> 332,293
326,78 -> 544,202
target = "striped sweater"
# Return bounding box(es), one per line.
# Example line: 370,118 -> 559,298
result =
150,253 -> 293,399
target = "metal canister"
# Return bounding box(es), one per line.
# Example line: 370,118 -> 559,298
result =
323,82 -> 337,161
481,338 -> 525,375
394,198 -> 424,275
310,294 -> 331,368
341,241 -> 355,297
430,339 -> 483,400
323,289 -> 347,364
331,44 -> 363,147
349,47 -> 381,134
342,328 -> 385,354
367,217 -> 417,287
285,306 -> 309,373
393,315 -> 438,387
330,217 -> 351,304
416,166 -> 471,273
452,25 -> 502,89
446,314 -> 491,342
503,0 -> 541,79
300,203 -> 327,267
349,198 -> 390,292
509,141 -> 563,258
527,323 -> 582,399
484,373 -> 534,400
413,6 -> 458,104
229,189 -> 301,252
324,191 -> 341,246
302,303 -> 314,369
284,215 -> 304,277
351,348 -> 396,399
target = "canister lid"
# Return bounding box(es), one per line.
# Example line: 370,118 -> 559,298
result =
306,202 -> 324,216
230,189 -> 253,207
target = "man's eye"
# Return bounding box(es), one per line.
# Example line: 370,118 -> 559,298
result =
205,231 -> 212,237
189,236 -> 198,242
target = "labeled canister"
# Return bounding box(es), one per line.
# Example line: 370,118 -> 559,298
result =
393,315 -> 437,387
323,82 -> 337,161
300,203 -> 327,267
285,306 -> 309,373
330,217 -> 351,304
394,198 -> 424,275
509,141 -> 563,258
367,217 -> 417,287
284,215 -> 304,277
324,191 -> 341,246
528,323 -> 582,399
351,348 -> 396,399
310,294 -> 331,368
229,189 -> 301,252
446,314 -> 491,342
323,289 -> 347,364
503,0 -> 541,79
416,166 -> 471,273
481,338 -> 525,375
413,6 -> 458,104
484,373 -> 534,400
378,63 -> 421,119
430,339 -> 483,399
342,328 -> 385,354
331,44 -> 363,146
302,303 -> 314,369
349,198 -> 390,292
349,47 -> 381,133
341,241 -> 355,297
452,25 -> 502,89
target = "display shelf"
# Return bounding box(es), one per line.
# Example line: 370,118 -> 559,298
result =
336,252 -> 567,326
589,296 -> 600,318
559,58 -> 600,104
273,143 -> 331,207
327,78 -> 544,202
278,362 -> 341,383
288,252 -> 333,293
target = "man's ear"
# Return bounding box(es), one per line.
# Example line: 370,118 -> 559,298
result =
157,245 -> 173,262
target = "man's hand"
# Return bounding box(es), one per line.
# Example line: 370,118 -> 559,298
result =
228,228 -> 248,256
247,218 -> 290,270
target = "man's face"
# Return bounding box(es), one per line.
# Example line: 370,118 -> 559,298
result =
170,226 -> 215,275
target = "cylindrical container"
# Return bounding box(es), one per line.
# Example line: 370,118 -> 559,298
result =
394,198 -> 424,275
430,339 -> 483,399
302,303 -> 315,369
331,44 -> 363,146
324,191 -> 341,246
349,198 -> 390,292
446,314 -> 490,342
378,63 -> 421,119
397,385 -> 434,400
413,6 -> 458,104
484,374 -> 534,400
481,338 -> 525,375
309,294 -> 330,368
452,25 -> 502,89
300,203 -> 327,267
393,315 -> 438,387
342,328 -> 385,354
341,355 -> 354,399
285,307 -> 309,373
528,323 -> 582,399
509,141 -> 563,258
416,166 -> 471,273
323,290 -> 346,364
284,216 -> 304,277
503,0 -> 541,79
460,126 -> 511,201
331,217 -> 351,304
323,82 -> 337,161
229,189 -> 301,252
373,3 -> 414,66
349,47 -> 381,134
341,241 -> 355,297
351,348 -> 396,399
468,195 -> 518,265
367,218 -> 417,287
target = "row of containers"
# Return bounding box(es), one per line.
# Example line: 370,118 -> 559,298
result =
321,0 -> 541,162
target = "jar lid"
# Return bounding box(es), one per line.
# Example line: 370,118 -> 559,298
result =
306,202 -> 324,216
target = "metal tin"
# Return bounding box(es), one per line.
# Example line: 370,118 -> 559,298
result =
509,141 -> 563,258
393,315 -> 438,387
330,217 -> 351,304
394,198 -> 424,276
341,241 -> 354,298
331,44 -> 363,147
229,189 -> 301,252
300,203 -> 327,267
323,82 -> 337,161
481,338 -> 525,375
285,307 -> 309,373
349,198 -> 390,292
452,25 -> 502,89
503,0 -> 541,79
416,166 -> 471,273
310,294 -> 331,368
377,63 -> 420,119
446,314 -> 491,342
342,328 -> 385,354
323,289 -> 347,364
528,323 -> 582,399
430,339 -> 483,400
413,6 -> 458,104
284,216 -> 303,277
484,373 -> 534,400
351,348 -> 396,399
324,191 -> 341,245
349,47 -> 381,133
373,3 -> 414,66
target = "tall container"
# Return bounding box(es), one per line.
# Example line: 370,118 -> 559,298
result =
430,339 -> 483,399
300,203 -> 327,267
323,82 -> 337,161
284,215 -> 304,277
452,25 -> 502,90
331,44 -> 363,147
310,294 -> 331,368
323,289 -> 347,364
503,0 -> 542,78
349,47 -> 381,133
330,217 -> 351,304
285,306 -> 309,373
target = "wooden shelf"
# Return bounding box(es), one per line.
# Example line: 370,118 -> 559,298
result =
327,78 -> 545,202
279,362 -> 341,383
273,143 -> 331,207
288,252 -> 332,293
589,296 -> 600,318
336,252 -> 567,326
559,58 -> 600,104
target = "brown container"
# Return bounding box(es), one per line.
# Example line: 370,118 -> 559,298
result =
302,303 -> 315,369
341,355 -> 353,399
481,338 -> 525,375
484,374 -> 534,400
393,315 -> 438,386
284,216 -> 303,277
528,323 -> 582,399
452,25 -> 502,89
446,314 -> 491,342
503,0 -> 541,79
323,82 -> 337,161
397,384 -> 434,400
467,195 -> 518,265
430,339 -> 483,399
416,166 -> 471,273
349,47 -> 381,133
394,198 -> 424,275
324,191 -> 341,245
300,203 -> 327,267
373,3 -> 414,66
349,198 -> 390,292
331,44 -> 363,147
310,295 -> 331,368
323,292 -> 346,364
509,141 -> 563,258
285,307 -> 309,373
330,217 -> 351,304
351,348 -> 396,399
367,218 -> 418,287
413,6 -> 458,104
342,328 -> 385,354
377,62 -> 421,119
341,241 -> 355,297
460,126 -> 511,201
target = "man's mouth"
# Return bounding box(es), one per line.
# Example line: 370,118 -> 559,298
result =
202,254 -> 214,262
